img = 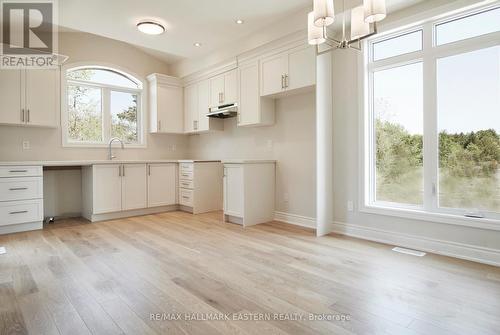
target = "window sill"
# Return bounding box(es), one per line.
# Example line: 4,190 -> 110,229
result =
360,204 -> 500,231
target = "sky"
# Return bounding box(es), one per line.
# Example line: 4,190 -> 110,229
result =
374,8 -> 500,135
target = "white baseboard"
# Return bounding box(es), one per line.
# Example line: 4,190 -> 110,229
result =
274,211 -> 316,229
90,205 -> 179,222
274,211 -> 500,267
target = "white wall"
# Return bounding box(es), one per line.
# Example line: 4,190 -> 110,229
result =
189,92 -> 316,218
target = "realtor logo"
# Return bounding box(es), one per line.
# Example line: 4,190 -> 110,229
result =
1,0 -> 58,68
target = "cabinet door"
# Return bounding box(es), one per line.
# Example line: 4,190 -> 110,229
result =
93,165 -> 122,214
260,53 -> 287,96
25,68 -> 59,127
184,84 -> 198,132
0,69 -> 23,125
287,46 -> 316,91
148,164 -> 176,207
157,84 -> 183,133
223,165 -> 244,217
209,75 -> 224,107
223,69 -> 238,104
238,62 -> 260,126
122,164 -> 147,211
197,79 -> 210,132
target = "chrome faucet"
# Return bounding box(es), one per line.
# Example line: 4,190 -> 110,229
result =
108,137 -> 124,160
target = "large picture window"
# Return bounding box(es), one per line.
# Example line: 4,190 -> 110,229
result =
63,66 -> 143,146
365,4 -> 500,223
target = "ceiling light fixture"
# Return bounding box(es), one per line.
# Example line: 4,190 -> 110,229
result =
308,0 -> 387,54
193,42 -> 202,47
235,19 -> 244,24
137,21 -> 165,35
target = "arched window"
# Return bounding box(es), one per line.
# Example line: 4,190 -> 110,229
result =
64,66 -> 144,146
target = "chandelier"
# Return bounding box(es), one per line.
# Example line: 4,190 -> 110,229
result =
308,0 -> 387,53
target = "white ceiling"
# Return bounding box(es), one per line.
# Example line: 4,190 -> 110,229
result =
59,0 -> 425,65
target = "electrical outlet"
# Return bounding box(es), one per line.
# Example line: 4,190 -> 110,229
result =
347,201 -> 354,212
267,139 -> 273,149
22,140 -> 30,150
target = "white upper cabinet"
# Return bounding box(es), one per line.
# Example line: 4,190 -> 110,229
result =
0,70 -> 23,125
209,69 -> 238,107
238,61 -> 275,127
148,74 -> 184,134
260,44 -> 316,97
287,46 -> 316,91
25,69 -> 59,127
0,68 -> 59,127
184,83 -> 198,133
260,53 -> 288,97
184,79 -> 223,134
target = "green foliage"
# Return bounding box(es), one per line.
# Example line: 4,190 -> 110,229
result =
376,119 -> 500,211
111,95 -> 138,143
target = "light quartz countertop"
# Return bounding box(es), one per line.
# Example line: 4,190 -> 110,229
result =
0,159 -> 221,166
221,159 -> 277,164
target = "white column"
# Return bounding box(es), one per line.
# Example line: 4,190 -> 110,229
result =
316,51 -> 334,237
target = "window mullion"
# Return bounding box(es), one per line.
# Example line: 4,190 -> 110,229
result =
102,88 -> 111,143
422,22 -> 438,213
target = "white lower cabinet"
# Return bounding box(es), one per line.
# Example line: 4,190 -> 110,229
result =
0,165 -> 43,233
178,162 -> 222,214
86,164 -> 147,216
122,164 -> 147,211
223,161 -> 275,226
148,163 -> 177,207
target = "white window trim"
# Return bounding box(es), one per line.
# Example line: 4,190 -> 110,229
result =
61,62 -> 147,148
359,2 -> 500,230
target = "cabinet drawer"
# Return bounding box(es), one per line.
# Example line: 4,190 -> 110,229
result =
0,177 -> 43,201
0,166 -> 42,178
178,179 -> 194,189
0,200 -> 43,226
179,188 -> 193,207
179,163 -> 194,173
179,170 -> 193,181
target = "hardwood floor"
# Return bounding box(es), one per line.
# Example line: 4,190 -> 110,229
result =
1,211 -> 500,335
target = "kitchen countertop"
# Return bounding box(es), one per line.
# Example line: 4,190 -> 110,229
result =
0,159 -> 221,166
221,159 -> 276,164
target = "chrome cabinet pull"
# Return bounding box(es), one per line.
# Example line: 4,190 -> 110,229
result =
9,170 -> 27,173
9,210 -> 28,215
284,74 -> 289,88
148,165 -> 151,176
21,109 -> 25,122
158,120 -> 161,131
281,75 -> 284,89
27,109 -> 30,122
9,187 -> 28,191
122,165 -> 125,177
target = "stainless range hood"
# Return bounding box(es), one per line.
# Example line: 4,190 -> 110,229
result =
206,103 -> 238,119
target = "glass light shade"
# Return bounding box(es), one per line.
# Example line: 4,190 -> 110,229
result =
364,0 -> 386,23
313,0 -> 335,27
351,6 -> 370,40
308,11 -> 326,45
137,21 -> 165,35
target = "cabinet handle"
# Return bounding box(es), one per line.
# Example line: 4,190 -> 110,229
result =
193,120 -> 198,130
21,109 -> 24,122
158,120 -> 161,131
182,196 -> 189,199
122,165 -> 125,177
181,173 -> 189,177
281,75 -> 284,89
9,187 -> 28,191
27,109 -> 30,123
9,170 -> 27,173
148,165 -> 151,176
9,210 -> 28,215
285,74 -> 289,88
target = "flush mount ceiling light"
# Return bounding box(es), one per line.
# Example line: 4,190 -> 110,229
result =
308,0 -> 387,54
235,19 -> 244,24
137,21 -> 165,35
193,42 -> 202,47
